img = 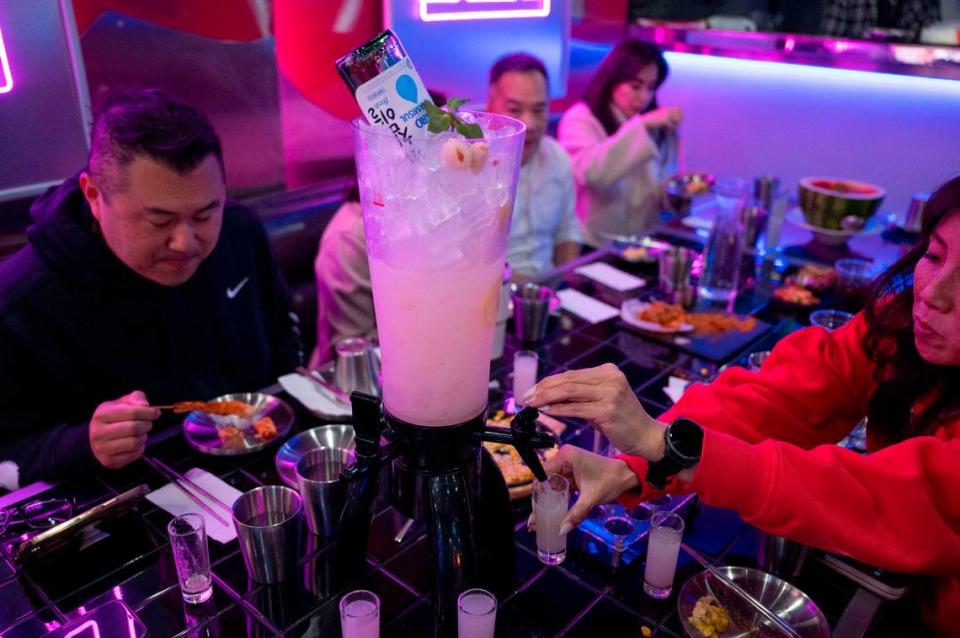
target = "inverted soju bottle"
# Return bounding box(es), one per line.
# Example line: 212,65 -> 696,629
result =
335,30 -> 434,142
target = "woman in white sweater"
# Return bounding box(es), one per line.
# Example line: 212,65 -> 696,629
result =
558,40 -> 683,247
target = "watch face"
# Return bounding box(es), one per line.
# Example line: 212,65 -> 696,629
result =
668,419 -> 703,462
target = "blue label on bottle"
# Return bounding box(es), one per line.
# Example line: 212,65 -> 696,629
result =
355,58 -> 432,142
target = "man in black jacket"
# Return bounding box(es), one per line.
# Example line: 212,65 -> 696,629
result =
0,90 -> 303,488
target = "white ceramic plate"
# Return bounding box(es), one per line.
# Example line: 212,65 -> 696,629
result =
785,207 -> 884,237
621,299 -> 693,334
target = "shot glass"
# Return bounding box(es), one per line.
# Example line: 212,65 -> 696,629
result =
643,511 -> 685,599
512,350 -> 539,410
458,588 -> 497,638
809,309 -> 854,331
532,473 -> 570,566
167,513 -> 213,605
340,590 -> 380,638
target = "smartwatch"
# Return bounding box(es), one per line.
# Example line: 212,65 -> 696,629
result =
645,418 -> 704,490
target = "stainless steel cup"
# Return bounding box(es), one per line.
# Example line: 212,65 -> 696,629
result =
757,532 -> 810,581
232,485 -> 302,584
511,283 -> 555,345
296,447 -> 355,537
741,204 -> 769,247
903,192 -> 930,233
658,247 -> 697,309
753,175 -> 780,212
334,338 -> 380,397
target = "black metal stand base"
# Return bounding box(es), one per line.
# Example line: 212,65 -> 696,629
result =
386,412 -> 514,638
336,395 -> 554,638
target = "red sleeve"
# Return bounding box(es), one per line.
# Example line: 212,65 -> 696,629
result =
613,313 -> 960,574
689,428 -> 960,575
617,313 -> 875,506
663,312 -> 875,447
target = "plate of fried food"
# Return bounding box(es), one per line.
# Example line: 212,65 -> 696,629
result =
181,392 -> 294,456
772,284 -> 820,308
790,264 -> 836,292
621,300 -> 694,334
484,410 -> 563,499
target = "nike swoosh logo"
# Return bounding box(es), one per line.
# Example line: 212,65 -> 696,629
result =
226,277 -> 249,299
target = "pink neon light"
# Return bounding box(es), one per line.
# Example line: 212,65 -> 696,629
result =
64,620 -> 101,638
0,25 -> 12,94
419,0 -> 550,22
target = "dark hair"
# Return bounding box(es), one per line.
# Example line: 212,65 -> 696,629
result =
862,175 -> 960,444
489,53 -> 549,88
88,89 -> 224,196
583,40 -> 668,135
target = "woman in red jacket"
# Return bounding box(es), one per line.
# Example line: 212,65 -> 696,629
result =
524,175 -> 960,635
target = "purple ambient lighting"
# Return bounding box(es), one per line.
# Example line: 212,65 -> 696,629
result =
0,25 -> 12,94
662,50 -> 960,94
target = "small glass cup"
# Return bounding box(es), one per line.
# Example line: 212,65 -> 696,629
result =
340,590 -> 380,638
699,178 -> 751,311
809,309 -> 854,331
834,258 -> 874,312
167,513 -> 213,604
512,350 -> 539,410
747,350 -> 771,372
457,588 -> 497,638
644,511 -> 685,599
532,473 -> 570,566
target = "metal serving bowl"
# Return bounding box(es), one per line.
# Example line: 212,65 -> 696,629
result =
678,566 -> 829,638
275,425 -> 356,488
666,172 -> 717,217
183,392 -> 293,456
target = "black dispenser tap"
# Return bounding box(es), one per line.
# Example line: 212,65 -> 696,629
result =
333,392 -> 391,587
478,406 -> 556,482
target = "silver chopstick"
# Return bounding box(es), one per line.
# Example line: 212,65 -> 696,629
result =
681,543 -> 803,638
142,456 -> 233,526
295,366 -> 351,405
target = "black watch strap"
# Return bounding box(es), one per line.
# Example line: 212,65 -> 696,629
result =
645,454 -> 685,491
645,418 -> 704,490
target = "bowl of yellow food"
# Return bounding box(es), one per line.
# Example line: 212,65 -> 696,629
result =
678,566 -> 829,638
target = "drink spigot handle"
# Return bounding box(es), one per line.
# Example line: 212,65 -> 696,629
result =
351,391 -> 382,461
340,392 -> 384,481
511,407 -> 555,483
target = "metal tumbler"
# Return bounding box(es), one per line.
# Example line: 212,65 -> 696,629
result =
296,447 -> 355,537
511,283 -> 555,345
334,337 -> 380,397
232,486 -> 302,584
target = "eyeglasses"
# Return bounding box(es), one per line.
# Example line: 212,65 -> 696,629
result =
0,498 -> 74,535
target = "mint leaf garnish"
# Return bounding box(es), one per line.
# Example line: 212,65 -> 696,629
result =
424,98 -> 483,139
454,121 -> 483,139
428,112 -> 451,134
447,98 -> 469,111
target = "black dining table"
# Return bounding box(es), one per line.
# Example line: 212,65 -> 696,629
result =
0,245 -> 923,638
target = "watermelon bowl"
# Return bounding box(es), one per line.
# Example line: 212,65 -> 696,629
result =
798,177 -> 886,231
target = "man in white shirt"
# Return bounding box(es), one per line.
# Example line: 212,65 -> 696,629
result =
487,53 -> 580,283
